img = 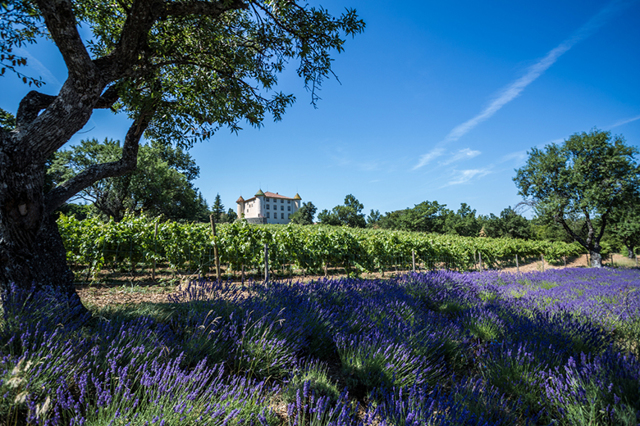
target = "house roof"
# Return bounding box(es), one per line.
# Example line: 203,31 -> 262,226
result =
237,191 -> 301,204
264,191 -> 298,200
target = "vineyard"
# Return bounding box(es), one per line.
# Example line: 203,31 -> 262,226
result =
58,214 -> 586,281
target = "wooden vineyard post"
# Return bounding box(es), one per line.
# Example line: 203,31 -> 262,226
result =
152,222 -> 158,281
479,252 -> 482,271
515,254 -> 519,273
541,254 -> 544,272
412,250 -> 416,273
636,253 -> 638,267
209,214 -> 221,282
563,256 -> 566,267
129,237 -> 134,277
264,243 -> 270,283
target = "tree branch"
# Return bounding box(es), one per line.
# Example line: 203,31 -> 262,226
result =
582,207 -> 595,247
44,109 -> 154,214
16,91 -> 57,129
596,210 -> 610,245
94,84 -> 121,110
556,212 -> 588,249
163,0 -> 248,18
35,0 -> 95,81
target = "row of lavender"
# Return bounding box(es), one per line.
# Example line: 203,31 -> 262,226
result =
1,268 -> 639,425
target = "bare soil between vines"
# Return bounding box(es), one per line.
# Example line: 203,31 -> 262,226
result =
76,254 -> 637,309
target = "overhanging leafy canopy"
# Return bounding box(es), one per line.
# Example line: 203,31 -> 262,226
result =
2,0 -> 364,143
0,0 -> 364,214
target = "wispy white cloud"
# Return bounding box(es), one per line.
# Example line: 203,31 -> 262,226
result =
327,146 -> 352,167
326,146 -> 384,172
498,150 -> 527,164
414,0 -> 633,170
445,168 -> 492,186
442,148 -> 481,165
413,147 -> 445,170
609,114 -> 640,128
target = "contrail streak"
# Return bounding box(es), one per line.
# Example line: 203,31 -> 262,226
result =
413,0 -> 635,170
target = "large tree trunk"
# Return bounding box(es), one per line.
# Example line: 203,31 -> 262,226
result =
625,243 -> 634,259
0,215 -> 78,297
589,250 -> 603,268
0,156 -> 85,311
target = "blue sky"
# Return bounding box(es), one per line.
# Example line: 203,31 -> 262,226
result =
2,0 -> 639,218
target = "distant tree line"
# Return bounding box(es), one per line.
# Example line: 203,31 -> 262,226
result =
315,129 -> 640,268
319,195 -> 533,239
316,192 -> 636,267
26,109 -> 635,268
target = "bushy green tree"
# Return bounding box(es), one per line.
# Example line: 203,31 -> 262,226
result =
224,208 -> 238,223
378,200 -> 451,233
444,203 -> 481,237
49,138 -> 210,222
479,207 -> 531,240
318,195 -> 365,228
514,129 -> 640,267
610,202 -> 640,258
211,194 -> 225,223
366,209 -> 381,228
290,201 -> 317,225
0,0 -> 364,297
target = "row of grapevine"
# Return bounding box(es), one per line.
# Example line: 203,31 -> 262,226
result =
57,214 -> 585,278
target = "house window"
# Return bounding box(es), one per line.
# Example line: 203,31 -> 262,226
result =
281,205 -> 284,211
288,214 -> 291,219
281,213 -> 284,219
288,206 -> 291,211
266,198 -> 269,201
281,199 -> 284,203
288,200 -> 291,204
267,212 -> 270,218
266,205 -> 269,209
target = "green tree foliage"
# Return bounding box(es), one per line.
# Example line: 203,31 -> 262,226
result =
0,1 -> 43,87
290,201 -> 317,225
48,138 -> 210,222
514,129 -> 640,267
225,208 -> 238,223
210,195 -> 237,223
211,193 -> 225,222
610,202 -> 640,258
318,195 -> 365,228
378,200 -> 451,233
0,108 -> 16,130
479,207 -> 532,240
366,209 -> 381,228
444,203 -> 481,237
0,0 -> 364,298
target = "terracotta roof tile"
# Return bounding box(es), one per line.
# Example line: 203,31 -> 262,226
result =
264,191 -> 296,200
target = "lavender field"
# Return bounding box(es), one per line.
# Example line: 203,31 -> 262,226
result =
2,268 -> 639,425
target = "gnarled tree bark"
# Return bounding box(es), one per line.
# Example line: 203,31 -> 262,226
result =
0,0 -> 245,306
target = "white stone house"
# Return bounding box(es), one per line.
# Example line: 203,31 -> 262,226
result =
236,190 -> 302,224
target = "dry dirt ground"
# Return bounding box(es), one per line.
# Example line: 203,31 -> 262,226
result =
76,254 -> 638,309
